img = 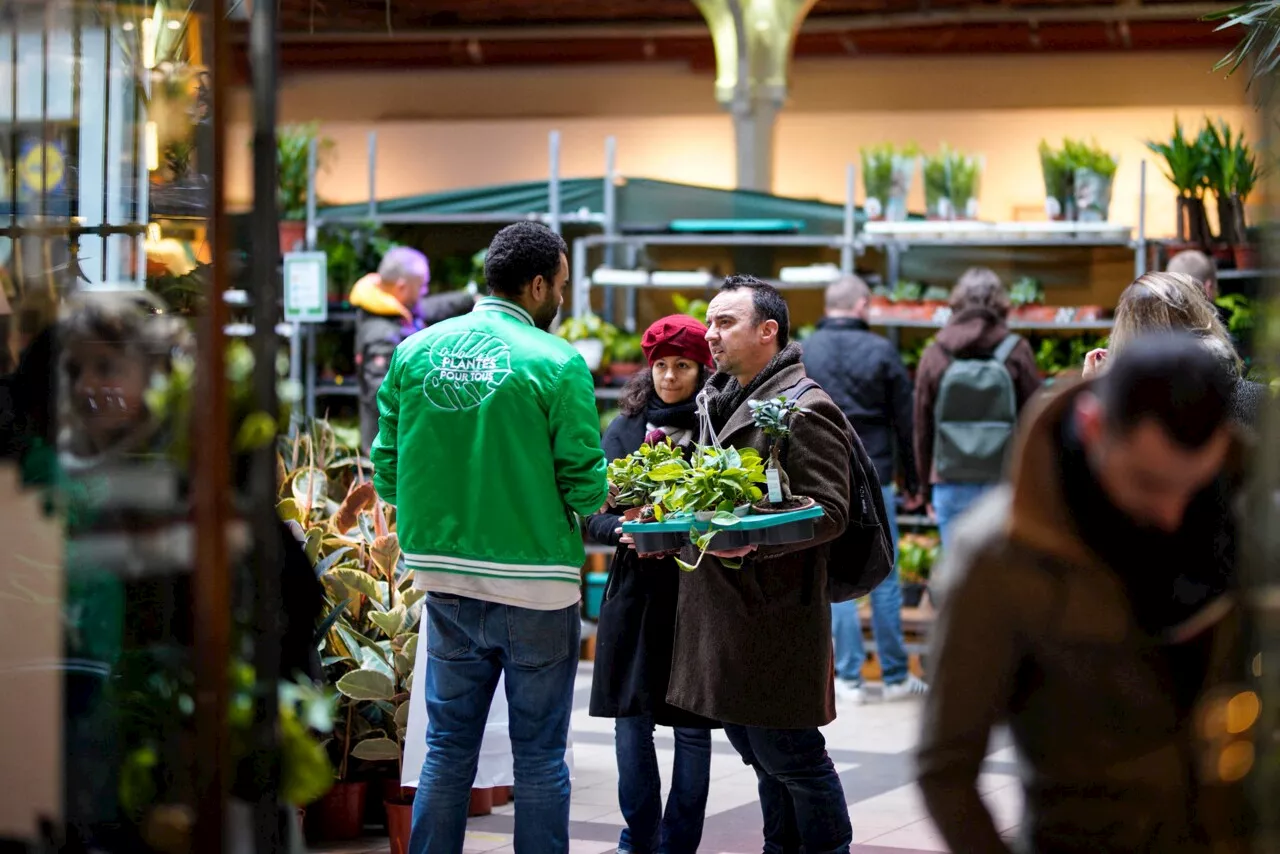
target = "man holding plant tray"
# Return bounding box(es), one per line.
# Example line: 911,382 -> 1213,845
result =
667,275 -> 857,853
371,221 -> 608,854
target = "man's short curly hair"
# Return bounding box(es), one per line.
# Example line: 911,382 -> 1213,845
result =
483,222 -> 568,298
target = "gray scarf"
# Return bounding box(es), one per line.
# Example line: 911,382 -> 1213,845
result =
700,343 -> 804,432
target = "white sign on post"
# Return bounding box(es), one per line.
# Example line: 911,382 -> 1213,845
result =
283,251 -> 328,323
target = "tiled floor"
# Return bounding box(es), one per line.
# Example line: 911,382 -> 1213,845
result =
315,663 -> 1022,853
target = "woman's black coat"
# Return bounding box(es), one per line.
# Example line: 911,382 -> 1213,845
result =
586,409 -> 715,728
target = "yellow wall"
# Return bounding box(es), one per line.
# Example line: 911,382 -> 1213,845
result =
226,50 -> 1252,237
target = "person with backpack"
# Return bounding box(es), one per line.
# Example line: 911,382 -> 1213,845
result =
661,276 -> 891,854
801,274 -> 927,704
913,268 -> 1042,549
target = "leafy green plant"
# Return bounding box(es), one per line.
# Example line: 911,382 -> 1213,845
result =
607,440 -> 691,509
749,396 -> 809,503
611,333 -> 645,364
862,144 -> 897,204
1146,119 -> 1212,196
277,422 -> 424,783
1204,119 -> 1261,244
557,313 -> 618,348
1009,277 -> 1044,308
890,280 -> 923,303
1216,292 -> 1258,336
671,293 -> 709,324
663,445 -> 766,515
1039,140 -> 1073,211
922,145 -> 981,218
316,223 -> 397,301
275,122 -> 336,221
921,285 -> 951,302
898,533 -> 940,584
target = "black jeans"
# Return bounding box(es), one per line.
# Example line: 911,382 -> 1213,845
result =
723,724 -> 852,854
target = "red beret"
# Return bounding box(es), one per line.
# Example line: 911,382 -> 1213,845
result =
641,314 -> 713,368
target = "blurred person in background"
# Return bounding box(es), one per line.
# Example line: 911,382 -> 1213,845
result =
588,314 -> 716,854
1166,249 -> 1219,301
801,274 -> 926,704
913,268 -> 1041,550
918,333 -> 1247,854
1082,271 -> 1263,429
350,246 -> 476,452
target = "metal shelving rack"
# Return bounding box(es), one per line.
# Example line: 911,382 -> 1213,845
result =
298,130 -> 617,419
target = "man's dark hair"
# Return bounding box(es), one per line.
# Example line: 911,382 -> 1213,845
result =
1097,331 -> 1235,449
483,222 -> 568,298
719,274 -> 790,349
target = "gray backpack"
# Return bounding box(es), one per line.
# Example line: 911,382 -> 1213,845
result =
933,335 -> 1021,482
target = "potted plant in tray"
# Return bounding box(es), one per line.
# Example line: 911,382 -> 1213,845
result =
607,439 -> 693,524
748,397 -> 815,513
665,446 -> 767,573
275,122 -> 335,253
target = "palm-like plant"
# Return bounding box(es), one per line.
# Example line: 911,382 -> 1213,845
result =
1209,0 -> 1280,86
1145,119 -> 1214,246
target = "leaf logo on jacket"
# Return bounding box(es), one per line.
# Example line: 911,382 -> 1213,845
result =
421,331 -> 513,411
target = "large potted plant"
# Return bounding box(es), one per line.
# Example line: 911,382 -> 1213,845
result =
1203,119 -> 1260,265
1146,119 -> 1213,250
276,122 -> 335,253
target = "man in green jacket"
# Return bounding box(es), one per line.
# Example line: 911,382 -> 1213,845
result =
372,221 -> 608,854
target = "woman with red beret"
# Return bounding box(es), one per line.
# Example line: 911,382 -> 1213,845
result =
587,314 -> 716,854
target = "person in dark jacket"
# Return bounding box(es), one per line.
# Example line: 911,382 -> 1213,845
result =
667,277 -> 855,854
801,275 -> 926,704
350,247 -> 475,452
588,314 -> 715,854
918,333 -> 1248,854
913,268 -> 1042,549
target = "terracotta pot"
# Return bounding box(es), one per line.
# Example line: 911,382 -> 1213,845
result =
278,220 -> 306,254
607,362 -> 643,382
1234,244 -> 1260,270
1074,305 -> 1106,322
492,786 -> 512,806
307,780 -> 367,842
469,787 -> 493,817
386,800 -> 413,854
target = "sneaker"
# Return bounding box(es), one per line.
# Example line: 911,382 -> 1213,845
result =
835,679 -> 867,705
882,674 -> 929,702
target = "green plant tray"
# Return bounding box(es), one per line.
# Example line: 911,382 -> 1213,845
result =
623,504 -> 825,556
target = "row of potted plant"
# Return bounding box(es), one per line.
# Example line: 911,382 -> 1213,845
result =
863,277 -> 1105,325
1146,117 -> 1261,267
861,143 -> 983,221
276,421 -> 507,851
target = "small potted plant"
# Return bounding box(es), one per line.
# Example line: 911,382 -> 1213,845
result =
607,439 -> 692,523
897,533 -> 939,607
275,122 -> 335,253
748,397 -> 815,513
1066,139 -> 1118,223
923,145 -> 982,221
556,312 -> 618,374
1010,277 -> 1056,323
861,142 -> 919,222
1039,140 -> 1073,220
921,285 -> 951,324
666,446 -> 766,521
1146,118 -> 1212,251
607,333 -> 645,383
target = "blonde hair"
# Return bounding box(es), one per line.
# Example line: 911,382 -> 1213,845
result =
1109,272 -> 1239,374
950,267 -> 1010,318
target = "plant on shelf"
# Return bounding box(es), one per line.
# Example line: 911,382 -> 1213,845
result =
1009,277 -> 1045,308
748,396 -> 814,511
1203,119 -> 1260,252
609,333 -> 646,374
671,293 -> 709,324
1215,292 -> 1258,337
923,145 -> 982,220
316,223 -> 398,303
890,280 -> 923,303
275,122 -> 336,252
921,284 -> 951,303
861,142 -> 919,221
1038,141 -> 1074,219
1146,119 -> 1213,249
556,313 -> 619,374
1063,139 -> 1119,222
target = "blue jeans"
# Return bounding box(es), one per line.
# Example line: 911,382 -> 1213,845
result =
410,594 -> 580,854
723,724 -> 851,854
832,485 -> 906,686
615,716 -> 712,854
932,482 -> 993,553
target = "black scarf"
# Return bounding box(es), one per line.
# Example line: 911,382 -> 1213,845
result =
645,395 -> 698,431
703,343 -> 804,431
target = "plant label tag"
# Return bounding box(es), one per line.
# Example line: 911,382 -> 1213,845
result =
766,469 -> 783,503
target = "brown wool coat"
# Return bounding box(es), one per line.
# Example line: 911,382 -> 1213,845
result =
666,360 -> 853,729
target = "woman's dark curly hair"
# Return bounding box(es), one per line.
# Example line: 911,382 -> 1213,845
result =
617,362 -> 711,416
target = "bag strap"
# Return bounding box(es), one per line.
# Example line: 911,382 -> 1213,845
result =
993,334 -> 1021,364
780,378 -> 820,403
